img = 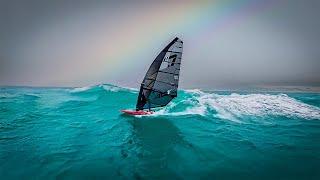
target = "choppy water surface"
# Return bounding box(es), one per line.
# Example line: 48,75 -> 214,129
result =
1,84 -> 320,179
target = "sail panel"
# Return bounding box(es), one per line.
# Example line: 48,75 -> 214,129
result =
142,91 -> 173,109
155,69 -> 178,84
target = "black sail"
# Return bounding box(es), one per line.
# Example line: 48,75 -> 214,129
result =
136,37 -> 183,110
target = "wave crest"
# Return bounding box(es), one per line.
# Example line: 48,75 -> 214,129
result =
69,86 -> 92,93
69,84 -> 138,93
69,85 -> 320,120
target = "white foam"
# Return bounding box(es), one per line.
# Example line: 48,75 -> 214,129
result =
121,86 -> 138,92
101,85 -> 120,92
151,90 -> 320,120
194,91 -> 320,120
151,99 -> 207,117
69,86 -> 92,93
102,85 -> 138,93
183,89 -> 205,95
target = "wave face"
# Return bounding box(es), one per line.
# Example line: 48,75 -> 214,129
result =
1,84 -> 320,179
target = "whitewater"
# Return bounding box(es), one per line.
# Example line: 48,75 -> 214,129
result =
1,84 -> 319,179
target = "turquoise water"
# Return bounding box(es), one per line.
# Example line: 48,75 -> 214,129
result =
1,84 -> 320,179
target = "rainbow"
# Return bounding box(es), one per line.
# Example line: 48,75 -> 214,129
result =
84,0 -> 278,82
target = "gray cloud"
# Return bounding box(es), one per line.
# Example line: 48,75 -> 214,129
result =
0,0 -> 319,88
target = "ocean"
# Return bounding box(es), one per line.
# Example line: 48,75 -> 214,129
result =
0,84 -> 319,179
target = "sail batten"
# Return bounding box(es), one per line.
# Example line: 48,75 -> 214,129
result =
136,37 -> 183,110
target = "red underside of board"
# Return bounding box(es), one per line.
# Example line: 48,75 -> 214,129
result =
121,109 -> 153,115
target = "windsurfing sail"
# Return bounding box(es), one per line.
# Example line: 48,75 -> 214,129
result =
136,37 -> 183,110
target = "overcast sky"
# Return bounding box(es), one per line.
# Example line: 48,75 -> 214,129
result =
1,0 -> 319,88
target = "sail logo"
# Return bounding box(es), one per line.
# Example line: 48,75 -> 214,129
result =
168,54 -> 177,67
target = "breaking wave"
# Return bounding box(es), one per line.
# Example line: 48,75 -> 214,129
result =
156,89 -> 320,120
53,84 -> 320,120
69,86 -> 92,93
